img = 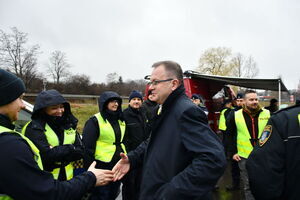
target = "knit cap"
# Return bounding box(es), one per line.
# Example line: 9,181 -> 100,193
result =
129,90 -> 143,102
0,69 -> 25,106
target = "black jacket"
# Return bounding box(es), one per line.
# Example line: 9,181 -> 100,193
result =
0,114 -> 95,200
127,85 -> 226,200
123,106 -> 150,151
82,91 -> 125,170
246,104 -> 300,200
141,99 -> 159,122
24,90 -> 84,180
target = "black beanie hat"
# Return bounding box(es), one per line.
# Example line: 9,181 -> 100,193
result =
129,90 -> 143,102
0,69 -> 25,106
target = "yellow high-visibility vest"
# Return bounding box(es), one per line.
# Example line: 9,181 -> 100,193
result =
0,125 -> 43,200
22,122 -> 76,180
235,109 -> 270,158
218,108 -> 228,131
94,113 -> 126,163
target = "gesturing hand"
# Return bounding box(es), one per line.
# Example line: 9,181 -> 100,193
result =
88,161 -> 114,186
232,153 -> 241,162
112,153 -> 130,181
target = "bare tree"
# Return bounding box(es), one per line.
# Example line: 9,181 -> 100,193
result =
47,50 -> 70,84
197,47 -> 234,76
0,27 -> 40,87
197,47 -> 259,78
231,53 -> 259,78
106,72 -> 119,84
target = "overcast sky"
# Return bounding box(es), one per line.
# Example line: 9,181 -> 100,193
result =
0,0 -> 299,89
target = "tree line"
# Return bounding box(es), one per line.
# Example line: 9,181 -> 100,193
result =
1,27 -> 262,96
0,27 -> 146,96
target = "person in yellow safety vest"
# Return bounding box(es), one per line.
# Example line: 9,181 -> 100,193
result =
0,69 -> 114,200
226,89 -> 270,200
22,89 -> 84,181
82,91 -> 127,200
218,99 -> 233,156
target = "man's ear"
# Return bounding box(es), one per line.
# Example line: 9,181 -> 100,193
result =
171,79 -> 180,91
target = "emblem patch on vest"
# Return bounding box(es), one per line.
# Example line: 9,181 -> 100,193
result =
259,125 -> 272,147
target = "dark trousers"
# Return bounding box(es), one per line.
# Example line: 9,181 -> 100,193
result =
222,131 -> 229,157
231,159 -> 240,186
90,181 -> 121,200
122,167 -> 142,200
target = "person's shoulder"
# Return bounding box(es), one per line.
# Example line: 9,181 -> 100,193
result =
84,115 -> 99,126
268,104 -> 300,128
273,104 -> 300,116
181,99 -> 206,117
123,107 -> 131,114
29,119 -> 45,130
176,96 -> 197,111
122,108 -> 133,120
0,132 -> 29,152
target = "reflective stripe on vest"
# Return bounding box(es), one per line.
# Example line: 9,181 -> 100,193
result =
218,108 -> 227,131
44,123 -> 76,180
94,113 -> 127,163
0,126 -> 43,200
235,109 -> 270,158
21,121 -> 30,135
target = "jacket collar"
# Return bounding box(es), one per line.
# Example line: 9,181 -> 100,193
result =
151,84 -> 185,132
0,114 -> 15,130
242,104 -> 263,117
128,105 -> 140,114
160,84 -> 185,114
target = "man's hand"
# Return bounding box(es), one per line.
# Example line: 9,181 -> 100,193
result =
112,153 -> 130,181
88,161 -> 114,186
232,153 -> 241,161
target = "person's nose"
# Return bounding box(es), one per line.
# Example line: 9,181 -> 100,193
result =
149,84 -> 154,90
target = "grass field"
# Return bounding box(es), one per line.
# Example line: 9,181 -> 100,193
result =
71,102 -> 129,133
71,104 -> 98,133
71,100 -> 291,133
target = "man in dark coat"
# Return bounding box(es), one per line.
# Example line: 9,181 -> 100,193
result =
123,90 -> 150,152
113,61 -> 226,200
122,90 -> 150,200
246,104 -> 300,200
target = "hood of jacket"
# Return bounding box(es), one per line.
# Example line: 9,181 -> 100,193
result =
31,90 -> 77,126
98,91 -> 122,121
